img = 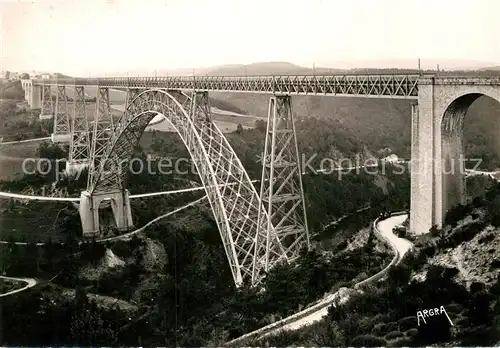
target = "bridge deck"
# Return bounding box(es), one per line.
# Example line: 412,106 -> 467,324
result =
32,75 -> 421,99
30,75 -> 500,99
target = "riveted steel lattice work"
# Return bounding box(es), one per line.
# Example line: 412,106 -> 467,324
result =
40,84 -> 54,117
87,89 -> 286,286
33,74 -> 421,98
54,85 -> 71,136
257,95 -> 310,271
69,86 -> 91,164
125,88 -> 140,106
87,87 -> 114,189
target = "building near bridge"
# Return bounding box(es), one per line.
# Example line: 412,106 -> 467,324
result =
382,154 -> 399,163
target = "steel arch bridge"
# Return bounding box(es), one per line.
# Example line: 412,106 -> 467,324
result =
20,80 -> 312,286
90,88 -> 296,285
15,73 -> 430,286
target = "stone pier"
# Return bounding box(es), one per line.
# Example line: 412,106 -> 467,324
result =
79,190 -> 133,237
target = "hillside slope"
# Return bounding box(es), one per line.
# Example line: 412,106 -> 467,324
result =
211,90 -> 500,164
198,62 -> 344,76
211,92 -> 413,156
258,181 -> 500,347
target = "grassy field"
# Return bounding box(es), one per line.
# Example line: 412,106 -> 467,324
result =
147,108 -> 263,133
0,141 -> 45,181
0,278 -> 25,293
0,100 -> 51,141
0,200 -> 72,243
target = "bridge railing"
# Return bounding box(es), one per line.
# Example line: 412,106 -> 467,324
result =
33,74 -> 422,84
31,74 -> 422,97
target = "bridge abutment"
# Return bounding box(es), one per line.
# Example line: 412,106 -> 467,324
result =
410,78 -> 500,235
79,190 -> 133,237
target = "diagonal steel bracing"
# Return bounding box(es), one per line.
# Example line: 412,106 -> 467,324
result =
69,86 -> 91,164
125,88 -> 140,106
54,85 -> 71,136
40,84 -> 54,117
33,74 -> 422,98
257,95 -> 310,272
87,89 -> 286,286
87,87 -> 114,190
187,92 -> 286,286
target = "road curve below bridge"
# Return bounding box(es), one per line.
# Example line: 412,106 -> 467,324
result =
0,276 -> 37,298
226,213 -> 412,346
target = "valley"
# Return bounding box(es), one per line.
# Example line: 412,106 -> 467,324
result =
1,67 -> 500,346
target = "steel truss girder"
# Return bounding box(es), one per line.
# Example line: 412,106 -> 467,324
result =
88,89 -> 286,286
41,84 -> 54,116
69,86 -> 91,164
87,87 -> 114,189
33,75 -> 420,98
257,95 -> 310,272
54,85 -> 71,135
125,88 -> 141,106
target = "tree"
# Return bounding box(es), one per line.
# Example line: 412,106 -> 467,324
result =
236,123 -> 243,134
429,225 -> 440,237
20,73 -> 30,79
255,119 -> 267,132
70,287 -> 117,345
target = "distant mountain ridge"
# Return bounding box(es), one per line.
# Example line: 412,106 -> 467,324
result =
193,62 -> 346,76
49,59 -> 499,78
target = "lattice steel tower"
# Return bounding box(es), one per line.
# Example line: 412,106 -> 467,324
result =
257,95 -> 310,270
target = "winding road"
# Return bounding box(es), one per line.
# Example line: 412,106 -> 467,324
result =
0,276 -> 37,297
0,196 -> 207,297
226,213 -> 412,346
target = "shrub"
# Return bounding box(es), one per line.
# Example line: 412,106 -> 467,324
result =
470,282 -> 486,294
467,290 -> 493,325
421,244 -> 436,258
263,329 -> 302,347
388,336 -> 413,347
350,334 -> 387,347
405,328 -> 418,338
397,316 -> 416,331
446,302 -> 465,314
385,321 -> 398,332
448,220 -> 487,247
306,321 -> 345,346
371,322 -> 387,336
445,204 -> 472,226
472,196 -> 485,207
385,330 -> 404,339
491,214 -> 500,227
478,232 -> 495,244
487,195 -> 500,217
429,225 -> 440,237
110,240 -> 133,259
442,267 -> 459,279
490,259 -> 500,269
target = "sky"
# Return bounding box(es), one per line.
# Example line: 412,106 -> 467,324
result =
1,0 -> 499,76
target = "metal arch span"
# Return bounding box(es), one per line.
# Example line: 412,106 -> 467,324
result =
88,89 -> 286,286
